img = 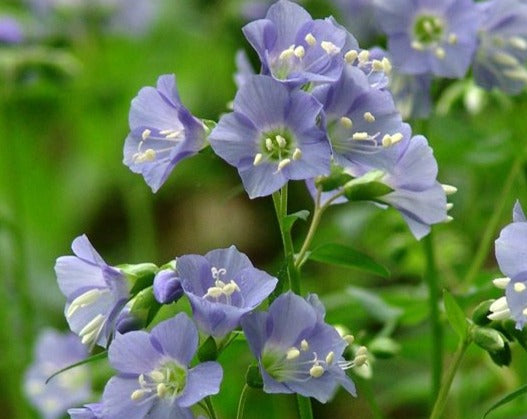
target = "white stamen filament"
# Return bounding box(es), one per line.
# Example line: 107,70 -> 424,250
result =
344,50 -> 358,64
286,348 -> 301,360
442,184 -> 457,195
294,46 -> 305,58
435,47 -> 445,59
279,45 -> 295,60
309,364 -> 325,378
363,112 -> 375,123
321,41 -> 340,55
292,148 -> 302,160
340,116 -> 353,129
358,50 -> 370,63
142,129 -> 151,140
492,277 -> 510,289
411,41 -> 424,51
277,158 -> 291,171
305,33 -> 316,46
352,132 -> 370,141
514,282 -> 526,293
510,36 -> 527,50
253,153 -> 263,166
276,135 -> 287,148
67,289 -> 104,318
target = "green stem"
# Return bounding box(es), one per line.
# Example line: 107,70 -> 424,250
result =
356,376 -> 384,419
272,187 -> 301,294
271,186 -> 313,418
295,188 -> 346,270
296,394 -> 314,419
205,396 -> 217,419
236,384 -> 249,419
429,340 -> 470,419
423,233 -> 443,402
463,154 -> 523,286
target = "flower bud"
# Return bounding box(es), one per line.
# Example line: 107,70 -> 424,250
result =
153,269 -> 183,304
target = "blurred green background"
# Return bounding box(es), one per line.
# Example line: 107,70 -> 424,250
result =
2,0 -> 527,418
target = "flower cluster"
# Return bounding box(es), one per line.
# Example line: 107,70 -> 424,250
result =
25,1 -> 467,418
125,0 -> 450,239
367,0 -> 527,117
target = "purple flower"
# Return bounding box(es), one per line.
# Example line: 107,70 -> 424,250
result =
55,235 -> 130,348
241,292 -> 357,403
123,74 -> 206,192
24,330 -> 91,419
178,246 -> 278,337
473,0 -> 527,95
68,403 -> 102,419
242,0 -> 352,86
153,268 -> 183,304
312,64 -> 405,167
375,0 -> 480,78
102,313 -> 222,418
491,201 -> 527,329
0,16 -> 24,44
209,75 -> 331,198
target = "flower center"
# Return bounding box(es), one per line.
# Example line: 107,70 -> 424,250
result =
203,267 -> 241,305
131,361 -> 187,402
413,15 -> 444,45
252,129 -> 302,172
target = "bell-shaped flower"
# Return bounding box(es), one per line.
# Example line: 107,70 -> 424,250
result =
241,292 -> 358,403
24,330 -> 92,419
375,0 -> 480,78
153,268 -> 183,304
312,64 -> 405,167
242,0 -> 351,86
123,74 -> 207,192
102,313 -> 222,418
55,235 -> 130,348
492,201 -> 527,329
473,0 -> 527,95
178,246 -> 277,337
210,75 -> 331,198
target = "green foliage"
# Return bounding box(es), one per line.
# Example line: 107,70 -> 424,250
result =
308,243 -> 390,278
443,290 -> 469,340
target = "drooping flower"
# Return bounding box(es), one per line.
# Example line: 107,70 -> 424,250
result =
102,313 -> 222,418
0,16 -> 24,44
153,268 -> 183,304
308,121 -> 449,239
241,292 -> 359,403
312,64 -> 405,167
242,0 -> 352,86
24,330 -> 91,419
375,0 -> 480,78
490,201 -> 527,329
209,75 -> 331,198
123,74 -> 207,192
178,246 -> 278,337
68,402 -> 102,419
55,235 -> 130,348
473,0 -> 527,95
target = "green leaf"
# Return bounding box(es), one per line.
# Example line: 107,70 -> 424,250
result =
344,181 -> 393,202
483,383 -> 527,418
443,290 -> 468,340
46,351 -> 107,384
198,336 -> 218,362
282,210 -> 310,233
315,165 -> 353,192
308,243 -> 390,278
